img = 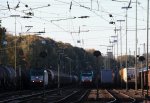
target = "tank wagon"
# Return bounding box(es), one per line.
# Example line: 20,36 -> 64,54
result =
119,67 -> 137,89
29,68 -> 79,88
0,66 -> 78,90
0,65 -> 16,90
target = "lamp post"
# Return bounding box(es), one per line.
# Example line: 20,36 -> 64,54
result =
10,15 -> 20,78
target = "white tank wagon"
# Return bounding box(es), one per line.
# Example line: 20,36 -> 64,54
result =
119,67 -> 138,89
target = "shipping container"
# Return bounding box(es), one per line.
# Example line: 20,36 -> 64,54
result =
100,69 -> 113,83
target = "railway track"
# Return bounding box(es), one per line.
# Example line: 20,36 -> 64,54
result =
3,88 -> 88,103
107,89 -> 136,103
1,88 -> 147,103
53,89 -> 89,103
87,89 -> 116,103
0,90 -> 30,99
0,89 -> 58,103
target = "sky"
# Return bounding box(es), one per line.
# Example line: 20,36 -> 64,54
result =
0,0 -> 148,57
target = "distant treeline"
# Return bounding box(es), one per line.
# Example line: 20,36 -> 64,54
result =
0,27 -> 143,76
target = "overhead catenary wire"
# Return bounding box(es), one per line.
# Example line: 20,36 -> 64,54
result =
0,1 -> 145,32
1,0 -> 144,28
0,0 -> 148,54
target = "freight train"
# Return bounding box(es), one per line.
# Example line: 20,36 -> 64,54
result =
119,66 -> 150,89
3,65 -> 150,90
30,68 -> 79,88
0,66 -> 79,90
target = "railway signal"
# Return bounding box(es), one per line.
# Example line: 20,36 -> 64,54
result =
93,50 -> 101,100
139,56 -> 145,95
93,50 -> 101,57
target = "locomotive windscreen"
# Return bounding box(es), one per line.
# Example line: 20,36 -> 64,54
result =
30,69 -> 44,76
82,73 -> 92,76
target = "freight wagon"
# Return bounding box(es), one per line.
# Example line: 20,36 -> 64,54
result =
30,68 -> 79,89
99,69 -> 114,88
138,67 -> 150,89
119,67 -> 137,89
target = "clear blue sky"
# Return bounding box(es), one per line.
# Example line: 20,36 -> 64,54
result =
0,0 -> 148,57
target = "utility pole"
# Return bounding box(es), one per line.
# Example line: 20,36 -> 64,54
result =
140,43 -> 146,57
57,49 -> 64,95
10,15 -> 20,78
135,0 -> 138,91
114,28 -> 120,61
122,2 -> 132,90
25,26 -> 33,51
66,57 -> 72,80
146,0 -> 149,98
114,28 -> 120,85
138,47 -> 140,56
110,35 -> 117,59
117,20 -> 125,68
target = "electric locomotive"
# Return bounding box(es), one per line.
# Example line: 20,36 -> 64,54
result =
30,68 -> 47,87
80,70 -> 94,86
